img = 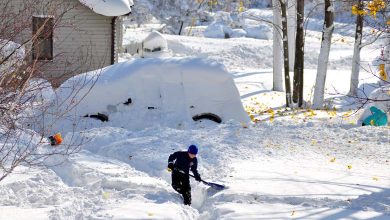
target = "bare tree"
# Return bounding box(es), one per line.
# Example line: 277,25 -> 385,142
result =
0,0 -> 104,182
312,0 -> 334,109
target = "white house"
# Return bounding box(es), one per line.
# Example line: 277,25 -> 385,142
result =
1,0 -> 133,86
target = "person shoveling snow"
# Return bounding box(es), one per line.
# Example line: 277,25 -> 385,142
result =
167,145 -> 225,205
167,145 -> 201,205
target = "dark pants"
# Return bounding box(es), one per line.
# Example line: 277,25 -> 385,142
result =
171,171 -> 191,205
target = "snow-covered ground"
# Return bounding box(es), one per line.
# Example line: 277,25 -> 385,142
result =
1,10 -> 389,220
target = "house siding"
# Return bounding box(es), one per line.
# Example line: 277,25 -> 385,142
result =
1,0 -> 115,85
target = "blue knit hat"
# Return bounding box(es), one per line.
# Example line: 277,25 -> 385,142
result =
188,145 -> 198,154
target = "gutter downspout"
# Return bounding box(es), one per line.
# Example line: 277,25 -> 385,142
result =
111,16 -> 118,65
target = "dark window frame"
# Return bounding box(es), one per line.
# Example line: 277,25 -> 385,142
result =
32,16 -> 54,61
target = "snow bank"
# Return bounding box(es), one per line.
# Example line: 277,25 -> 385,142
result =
78,0 -> 133,16
40,57 -> 248,134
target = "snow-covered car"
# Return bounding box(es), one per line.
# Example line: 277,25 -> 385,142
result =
41,57 -> 249,133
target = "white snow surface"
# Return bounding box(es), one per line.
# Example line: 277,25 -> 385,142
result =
1,8 -> 390,220
78,0 -> 133,16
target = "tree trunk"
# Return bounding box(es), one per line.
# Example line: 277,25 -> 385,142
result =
280,0 -> 293,107
272,0 -> 284,91
293,0 -> 304,106
312,0 -> 334,109
288,0 -> 296,70
349,0 -> 364,96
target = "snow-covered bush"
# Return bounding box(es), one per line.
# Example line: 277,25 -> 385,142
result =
0,40 -> 25,77
245,24 -> 272,40
147,0 -> 205,35
213,11 -> 233,25
204,11 -> 234,39
204,23 -> 232,39
238,9 -> 273,28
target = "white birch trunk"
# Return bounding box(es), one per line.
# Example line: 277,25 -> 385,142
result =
313,25 -> 334,109
287,0 -> 296,70
272,0 -> 284,91
313,2 -> 334,109
349,2 -> 363,96
349,33 -> 362,96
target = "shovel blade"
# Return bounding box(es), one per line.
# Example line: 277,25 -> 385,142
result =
206,182 -> 225,190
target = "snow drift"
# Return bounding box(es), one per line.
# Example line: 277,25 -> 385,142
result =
40,57 -> 248,134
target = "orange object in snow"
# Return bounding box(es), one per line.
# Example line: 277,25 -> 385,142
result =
379,64 -> 388,81
49,133 -> 63,146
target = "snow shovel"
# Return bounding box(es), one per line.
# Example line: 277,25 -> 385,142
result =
174,168 -> 225,190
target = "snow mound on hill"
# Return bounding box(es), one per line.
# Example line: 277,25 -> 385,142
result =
39,57 -> 248,134
79,0 -> 133,16
143,31 -> 167,51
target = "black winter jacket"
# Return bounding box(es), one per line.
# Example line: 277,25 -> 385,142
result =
168,151 -> 200,178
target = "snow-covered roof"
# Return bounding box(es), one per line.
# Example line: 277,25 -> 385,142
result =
78,0 -> 133,17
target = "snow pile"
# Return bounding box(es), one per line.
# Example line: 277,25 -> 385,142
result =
238,9 -> 273,27
78,0 -> 133,16
245,24 -> 272,40
238,9 -> 273,40
142,31 -> 167,52
204,9 -> 273,39
40,57 -> 248,134
230,29 -> 247,38
0,40 -> 25,76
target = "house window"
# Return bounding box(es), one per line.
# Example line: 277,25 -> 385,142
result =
32,16 -> 53,60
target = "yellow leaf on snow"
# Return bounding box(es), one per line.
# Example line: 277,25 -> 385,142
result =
372,177 -> 379,181
330,157 -> 336,162
347,165 -> 352,169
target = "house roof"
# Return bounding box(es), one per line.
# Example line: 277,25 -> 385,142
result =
78,0 -> 133,16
